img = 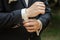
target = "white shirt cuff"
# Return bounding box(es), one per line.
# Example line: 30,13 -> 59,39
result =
36,19 -> 43,36
21,8 -> 28,21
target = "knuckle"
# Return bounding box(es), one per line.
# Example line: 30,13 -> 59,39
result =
34,2 -> 37,4
35,2 -> 38,3
43,4 -> 45,6
41,11 -> 45,14
43,8 -> 45,10
42,11 -> 45,14
42,4 -> 45,6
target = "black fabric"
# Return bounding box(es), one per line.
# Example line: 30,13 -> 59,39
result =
0,0 -> 51,40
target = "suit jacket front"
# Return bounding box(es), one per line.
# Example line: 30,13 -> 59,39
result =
0,0 -> 51,40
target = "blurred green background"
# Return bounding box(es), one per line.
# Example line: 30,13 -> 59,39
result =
41,0 -> 60,40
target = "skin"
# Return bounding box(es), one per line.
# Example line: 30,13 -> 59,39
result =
23,2 -> 45,32
13,2 -> 45,32
23,19 -> 41,32
26,2 -> 45,17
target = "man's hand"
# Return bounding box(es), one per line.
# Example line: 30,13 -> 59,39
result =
26,2 -> 45,17
23,19 -> 41,32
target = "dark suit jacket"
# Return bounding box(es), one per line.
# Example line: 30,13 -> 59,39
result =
0,0 -> 51,40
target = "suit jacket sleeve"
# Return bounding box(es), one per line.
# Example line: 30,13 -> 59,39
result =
38,0 -> 51,31
0,1 -> 23,28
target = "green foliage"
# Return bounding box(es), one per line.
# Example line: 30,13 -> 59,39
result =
41,1 -> 60,40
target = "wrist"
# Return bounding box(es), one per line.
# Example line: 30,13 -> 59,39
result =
26,8 -> 30,17
26,8 -> 31,17
25,9 -> 28,17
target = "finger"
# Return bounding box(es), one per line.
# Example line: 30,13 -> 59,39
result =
35,2 -> 44,4
35,7 -> 45,12
38,10 -> 45,14
23,22 -> 35,27
23,19 -> 36,24
35,2 -> 45,5
23,19 -> 34,23
27,29 -> 36,32
37,6 -> 45,10
36,4 -> 45,8
34,9 -> 45,14
26,26 -> 37,30
25,27 -> 34,30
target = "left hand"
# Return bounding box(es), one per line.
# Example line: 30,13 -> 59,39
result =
23,19 -> 41,32
26,2 -> 45,18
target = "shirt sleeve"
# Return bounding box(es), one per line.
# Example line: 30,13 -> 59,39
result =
21,8 -> 28,21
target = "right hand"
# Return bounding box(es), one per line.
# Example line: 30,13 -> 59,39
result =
26,2 -> 45,17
